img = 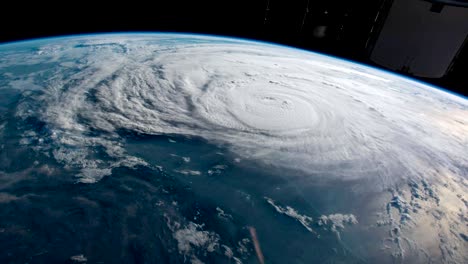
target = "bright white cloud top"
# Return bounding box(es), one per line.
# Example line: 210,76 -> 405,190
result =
0,34 -> 467,263
3,34 -> 466,185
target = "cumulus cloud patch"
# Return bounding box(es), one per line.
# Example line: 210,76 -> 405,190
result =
173,222 -> 220,255
317,213 -> 358,240
265,197 -> 358,240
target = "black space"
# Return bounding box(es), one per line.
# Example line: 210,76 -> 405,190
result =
1,1 -> 466,96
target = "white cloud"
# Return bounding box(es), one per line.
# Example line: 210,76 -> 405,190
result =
174,169 -> 202,176
3,34 -> 466,188
265,197 -> 316,234
173,222 -> 220,255
317,213 -> 358,240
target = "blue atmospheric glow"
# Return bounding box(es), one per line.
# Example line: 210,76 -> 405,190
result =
0,32 -> 465,100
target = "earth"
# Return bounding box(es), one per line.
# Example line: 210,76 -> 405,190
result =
0,33 -> 467,264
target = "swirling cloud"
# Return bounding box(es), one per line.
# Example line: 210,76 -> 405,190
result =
4,34 -> 467,185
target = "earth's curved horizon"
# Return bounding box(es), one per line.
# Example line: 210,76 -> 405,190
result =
0,33 -> 466,264
3,32 -> 467,100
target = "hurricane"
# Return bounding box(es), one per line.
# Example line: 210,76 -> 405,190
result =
1,34 -> 467,263
4,34 -> 466,185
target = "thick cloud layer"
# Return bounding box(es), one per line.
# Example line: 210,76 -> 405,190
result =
3,34 -> 467,185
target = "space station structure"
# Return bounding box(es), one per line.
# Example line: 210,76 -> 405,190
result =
367,0 -> 468,78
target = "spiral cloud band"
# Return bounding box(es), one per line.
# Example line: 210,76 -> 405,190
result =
3,34 -> 467,185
